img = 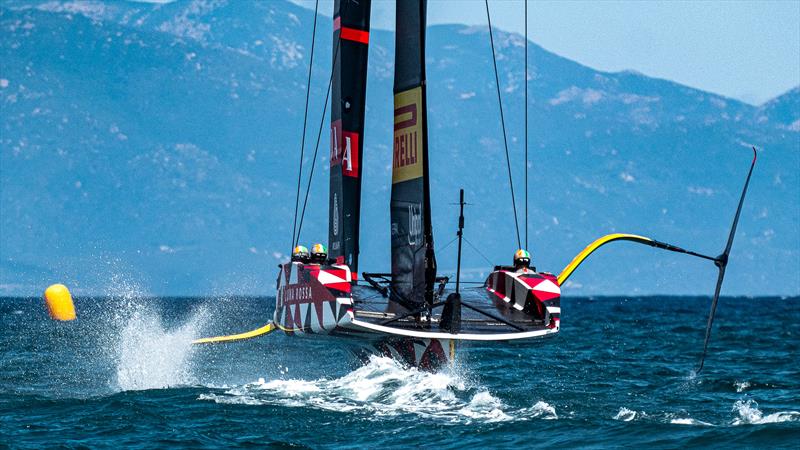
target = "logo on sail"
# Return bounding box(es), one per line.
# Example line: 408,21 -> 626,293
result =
332,193 -> 339,237
407,203 -> 422,245
330,120 -> 359,178
392,87 -> 424,184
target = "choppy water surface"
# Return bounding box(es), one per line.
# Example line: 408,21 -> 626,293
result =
1,294 -> 798,448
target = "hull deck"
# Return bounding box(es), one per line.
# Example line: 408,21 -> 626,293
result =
275,263 -> 561,368
350,284 -> 556,339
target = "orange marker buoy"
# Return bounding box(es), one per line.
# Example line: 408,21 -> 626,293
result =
44,284 -> 76,321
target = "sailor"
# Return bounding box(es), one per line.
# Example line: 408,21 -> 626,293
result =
513,249 -> 535,273
291,245 -> 310,264
310,243 -> 328,265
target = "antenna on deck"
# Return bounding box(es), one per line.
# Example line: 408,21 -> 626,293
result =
456,189 -> 465,294
440,189 -> 465,334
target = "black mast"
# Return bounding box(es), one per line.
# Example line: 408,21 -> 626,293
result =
329,0 -> 372,271
391,0 -> 435,312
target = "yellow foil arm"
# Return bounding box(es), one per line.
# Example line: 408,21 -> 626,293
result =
192,322 -> 276,345
557,233 -> 655,286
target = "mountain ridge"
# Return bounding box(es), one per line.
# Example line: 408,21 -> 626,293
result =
1,0 -> 798,296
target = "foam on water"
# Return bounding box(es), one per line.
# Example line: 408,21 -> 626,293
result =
731,399 -> 800,425
458,391 -> 511,422
525,400 -> 558,420
662,399 -> 800,427
614,407 -> 645,422
198,355 -> 552,424
670,417 -> 714,426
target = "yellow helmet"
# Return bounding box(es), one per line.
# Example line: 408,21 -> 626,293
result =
310,243 -> 328,263
292,245 -> 310,262
311,243 -> 327,256
514,249 -> 531,267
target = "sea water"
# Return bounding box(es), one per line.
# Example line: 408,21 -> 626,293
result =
1,294 -> 798,448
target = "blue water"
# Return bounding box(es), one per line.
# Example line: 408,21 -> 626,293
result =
1,294 -> 798,448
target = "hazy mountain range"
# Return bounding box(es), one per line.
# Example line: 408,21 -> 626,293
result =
1,0 -> 798,296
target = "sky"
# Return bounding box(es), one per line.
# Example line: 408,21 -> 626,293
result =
291,0 -> 800,105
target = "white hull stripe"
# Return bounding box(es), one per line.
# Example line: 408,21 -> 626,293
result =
486,287 -> 511,303
347,319 -> 558,341
316,270 -> 347,285
533,279 -> 561,294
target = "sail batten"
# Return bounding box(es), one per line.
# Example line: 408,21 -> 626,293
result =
391,0 -> 435,308
329,0 -> 371,272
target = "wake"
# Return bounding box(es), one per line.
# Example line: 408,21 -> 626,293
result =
198,355 -> 557,424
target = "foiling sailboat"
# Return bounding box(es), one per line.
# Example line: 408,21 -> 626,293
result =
194,0 -> 756,373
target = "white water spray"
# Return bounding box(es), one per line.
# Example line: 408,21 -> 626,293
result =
114,307 -> 206,391
100,271 -> 209,391
198,355 -> 552,424
731,399 -> 800,425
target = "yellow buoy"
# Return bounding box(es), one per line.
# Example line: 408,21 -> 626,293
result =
44,284 -> 76,321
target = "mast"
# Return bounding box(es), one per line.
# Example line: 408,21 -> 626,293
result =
391,0 -> 435,309
329,0 -> 371,271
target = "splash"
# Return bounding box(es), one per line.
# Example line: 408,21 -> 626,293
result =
100,271 -> 209,391
198,356 -> 549,424
731,399 -> 800,425
114,307 -> 206,391
733,381 -> 751,393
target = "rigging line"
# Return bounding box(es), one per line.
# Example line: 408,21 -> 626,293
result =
524,0 -> 528,250
485,0 -> 522,250
436,236 -> 459,254
291,0 -> 320,251
295,5 -> 347,246
463,236 -> 495,267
